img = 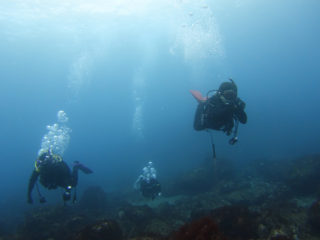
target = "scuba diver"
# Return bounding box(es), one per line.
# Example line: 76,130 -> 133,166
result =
27,150 -> 93,204
191,78 -> 247,145
134,162 -> 162,200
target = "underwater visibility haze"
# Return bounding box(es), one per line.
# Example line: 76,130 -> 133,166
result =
0,0 -> 320,239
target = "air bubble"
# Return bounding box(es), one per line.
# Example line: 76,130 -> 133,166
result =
38,110 -> 71,156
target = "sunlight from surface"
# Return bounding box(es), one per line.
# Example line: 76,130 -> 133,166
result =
0,0 -> 227,99
1,0 -> 174,19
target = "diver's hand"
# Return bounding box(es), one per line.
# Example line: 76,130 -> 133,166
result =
229,137 -> 238,145
39,196 -> 46,203
223,128 -> 232,136
27,197 -> 33,204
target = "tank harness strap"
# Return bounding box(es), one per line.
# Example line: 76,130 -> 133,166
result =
53,154 -> 63,163
207,130 -> 217,172
229,119 -> 239,145
35,161 -> 40,172
73,187 -> 77,204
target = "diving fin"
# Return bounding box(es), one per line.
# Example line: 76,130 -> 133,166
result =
74,161 -> 93,174
190,90 -> 207,102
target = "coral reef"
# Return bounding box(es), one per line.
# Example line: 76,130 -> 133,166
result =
18,206 -> 90,240
170,216 -> 227,240
117,203 -> 156,237
211,205 -> 259,240
270,236 -> 292,240
164,157 -> 236,196
144,219 -> 172,237
79,185 -> 108,214
4,154 -> 320,239
72,219 -> 122,240
285,154 -> 320,195
308,199 -> 320,234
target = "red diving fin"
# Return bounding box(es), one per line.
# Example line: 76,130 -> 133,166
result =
190,90 -> 207,103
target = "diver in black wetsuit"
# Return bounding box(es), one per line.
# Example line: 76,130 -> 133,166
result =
193,79 -> 247,144
27,150 -> 92,204
134,162 -> 162,200
139,178 -> 162,200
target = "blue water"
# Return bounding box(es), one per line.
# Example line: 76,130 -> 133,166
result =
0,0 -> 319,221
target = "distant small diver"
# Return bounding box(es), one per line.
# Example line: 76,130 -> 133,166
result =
134,161 -> 162,200
27,150 -> 93,204
191,79 -> 247,144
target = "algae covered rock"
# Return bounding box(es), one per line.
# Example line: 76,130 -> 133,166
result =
73,219 -> 122,240
79,186 -> 108,212
308,199 -> 320,234
285,155 -> 320,195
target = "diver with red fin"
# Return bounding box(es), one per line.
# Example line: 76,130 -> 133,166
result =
191,79 -> 247,145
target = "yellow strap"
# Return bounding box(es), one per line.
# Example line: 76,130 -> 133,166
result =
35,161 -> 40,172
53,154 -> 63,162
34,154 -> 62,172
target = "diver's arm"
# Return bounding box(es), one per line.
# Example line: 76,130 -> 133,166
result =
134,175 -> 143,190
27,170 -> 39,204
235,109 -> 247,124
222,120 -> 234,135
157,181 -> 162,193
234,98 -> 247,124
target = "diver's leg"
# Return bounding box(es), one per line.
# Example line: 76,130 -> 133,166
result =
193,102 -> 207,131
73,161 -> 93,174
71,165 -> 79,187
71,161 -> 93,187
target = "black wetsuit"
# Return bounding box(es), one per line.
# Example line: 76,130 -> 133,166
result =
27,158 -> 79,203
140,178 -> 161,200
194,94 -> 247,134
